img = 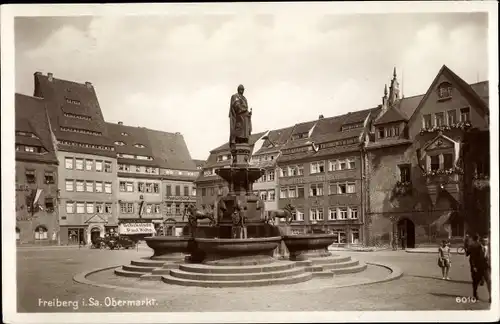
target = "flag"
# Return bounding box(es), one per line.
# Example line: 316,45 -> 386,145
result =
139,201 -> 146,217
33,189 -> 43,205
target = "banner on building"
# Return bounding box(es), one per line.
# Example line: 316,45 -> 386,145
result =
118,222 -> 155,235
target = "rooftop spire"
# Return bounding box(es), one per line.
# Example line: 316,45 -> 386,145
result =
384,84 -> 388,96
393,67 -> 397,78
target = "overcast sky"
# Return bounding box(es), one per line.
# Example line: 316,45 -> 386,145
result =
15,11 -> 489,160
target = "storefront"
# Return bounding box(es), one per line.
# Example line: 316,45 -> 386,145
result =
118,219 -> 156,241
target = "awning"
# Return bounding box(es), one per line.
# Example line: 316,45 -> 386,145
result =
431,211 -> 453,228
151,220 -> 163,224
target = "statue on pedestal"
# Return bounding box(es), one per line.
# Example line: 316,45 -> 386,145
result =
229,84 -> 252,152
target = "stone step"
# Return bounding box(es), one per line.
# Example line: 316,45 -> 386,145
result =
308,255 -> 352,265
131,259 -> 166,267
169,266 -> 305,281
179,261 -> 296,274
162,272 -> 313,288
139,274 -> 163,281
151,268 -> 174,275
312,271 -> 334,279
294,260 -> 313,267
161,262 -> 183,270
114,268 -> 145,278
321,259 -> 359,270
303,265 -> 324,273
122,265 -> 156,273
330,262 -> 367,275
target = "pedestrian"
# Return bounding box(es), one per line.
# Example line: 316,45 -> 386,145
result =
466,234 -> 491,302
463,233 -> 470,254
438,240 -> 451,280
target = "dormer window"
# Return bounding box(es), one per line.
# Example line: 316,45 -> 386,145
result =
134,144 -> 145,148
121,132 -> 129,136
65,98 -> 81,105
437,82 -> 453,100
114,141 -> 125,146
378,128 -> 385,139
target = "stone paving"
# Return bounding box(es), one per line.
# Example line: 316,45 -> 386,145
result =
16,246 -> 492,313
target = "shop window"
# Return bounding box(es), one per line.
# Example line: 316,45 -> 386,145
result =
351,229 -> 360,244
34,225 -> 48,240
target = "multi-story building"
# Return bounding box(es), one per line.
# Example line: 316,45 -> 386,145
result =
365,66 -> 489,248
277,110 -> 378,243
251,127 -> 294,217
15,94 -> 60,244
33,72 -> 118,245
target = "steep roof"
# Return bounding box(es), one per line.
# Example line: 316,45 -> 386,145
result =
33,72 -> 116,158
397,94 -> 425,120
470,81 -> 489,107
373,105 -> 408,125
254,126 -> 294,155
15,94 -> 58,164
106,122 -> 197,171
209,132 -> 267,154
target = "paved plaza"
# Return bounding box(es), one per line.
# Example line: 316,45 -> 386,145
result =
16,245 -> 492,313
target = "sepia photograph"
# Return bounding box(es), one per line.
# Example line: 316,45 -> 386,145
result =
1,2 -> 498,323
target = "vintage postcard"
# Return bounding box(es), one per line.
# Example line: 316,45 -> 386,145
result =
1,2 -> 498,323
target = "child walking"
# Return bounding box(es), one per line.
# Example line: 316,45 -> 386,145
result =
438,240 -> 451,280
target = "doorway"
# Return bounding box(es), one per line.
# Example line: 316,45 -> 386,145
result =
90,227 -> 101,244
397,218 -> 415,249
68,228 -> 85,245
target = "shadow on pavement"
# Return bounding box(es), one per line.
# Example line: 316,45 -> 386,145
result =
410,274 -> 471,285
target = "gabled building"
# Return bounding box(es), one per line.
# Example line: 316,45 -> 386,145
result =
33,72 -> 118,245
365,66 -> 489,248
15,94 -> 60,244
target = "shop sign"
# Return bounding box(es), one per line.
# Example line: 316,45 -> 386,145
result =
165,196 -> 195,202
118,222 -> 155,235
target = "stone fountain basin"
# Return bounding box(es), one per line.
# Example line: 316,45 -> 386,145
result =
282,234 -> 336,261
194,237 -> 282,265
144,236 -> 194,260
215,167 -> 264,184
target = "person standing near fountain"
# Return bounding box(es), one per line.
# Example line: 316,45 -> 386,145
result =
229,84 -> 252,152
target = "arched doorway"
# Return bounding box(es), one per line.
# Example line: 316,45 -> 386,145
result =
90,227 -> 101,244
164,218 -> 176,236
34,225 -> 48,241
397,218 -> 415,249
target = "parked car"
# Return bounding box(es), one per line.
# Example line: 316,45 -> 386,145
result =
117,236 -> 136,249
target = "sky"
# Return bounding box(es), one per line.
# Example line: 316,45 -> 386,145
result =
14,11 -> 489,160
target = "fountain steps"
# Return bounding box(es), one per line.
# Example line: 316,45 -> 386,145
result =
114,268 -> 145,278
130,259 -> 166,267
179,260 -> 296,274
169,266 -> 306,281
162,271 -> 313,288
293,254 -> 367,277
122,265 -> 157,273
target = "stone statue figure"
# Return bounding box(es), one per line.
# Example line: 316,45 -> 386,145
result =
229,84 -> 252,150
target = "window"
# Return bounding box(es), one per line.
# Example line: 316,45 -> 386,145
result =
86,202 -> 94,214
44,172 -> 55,184
105,203 -> 112,213
201,188 -> 206,197
154,204 -> 161,214
430,155 -> 440,171
144,183 -> 152,193
24,146 -> 35,152
75,158 -> 84,170
339,160 -> 347,170
310,208 -> 324,221
399,165 -> 411,183
146,204 -> 152,214
175,185 -> 181,196
134,144 -> 145,148
25,170 -> 36,183
310,161 -> 325,174
438,83 -> 452,99
119,181 -> 126,192
96,203 -> 104,214
378,128 -> 385,139
328,208 -> 337,220
166,185 -> 172,196
85,159 -> 93,171
95,182 -> 103,193
175,204 -> 181,215
76,202 -> 85,214
166,204 -> 172,214
66,202 -> 74,214
65,157 -> 73,169
289,166 -> 297,176
268,170 -> 275,181
95,161 -> 103,172
145,167 -> 152,174
268,190 -> 275,201
288,187 -> 297,198
351,229 -> 360,244
260,191 -> 268,201
447,110 -> 457,125
280,188 -> 287,199
297,186 -> 305,198
126,182 -> 133,192
86,181 -> 94,192
347,182 -> 356,193
66,98 -> 81,105
261,173 -> 267,182
443,153 -> 453,169
348,158 -> 356,170
329,160 -> 338,171
114,141 -> 125,146
65,179 -> 74,192
120,202 -> 134,214
121,132 -> 129,136
76,180 -> 84,192
281,167 -> 288,177
154,183 -> 160,194
338,207 -> 348,220
350,207 -> 359,219
310,183 -> 323,197
329,183 -> 337,195
104,161 -> 112,173
435,112 -> 445,127
34,226 -> 48,240
337,183 -> 347,194
460,107 -> 470,122
294,210 -> 304,221
423,114 -> 432,128
104,182 -> 112,193
298,165 -> 304,176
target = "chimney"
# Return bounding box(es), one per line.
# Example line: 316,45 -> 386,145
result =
47,73 -> 53,81
318,114 -> 324,119
118,121 -> 123,125
85,81 -> 92,88
34,72 -> 42,76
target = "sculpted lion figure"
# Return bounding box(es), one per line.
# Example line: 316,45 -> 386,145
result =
265,204 -> 296,225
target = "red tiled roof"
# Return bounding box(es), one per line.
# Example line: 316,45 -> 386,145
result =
15,94 -> 58,164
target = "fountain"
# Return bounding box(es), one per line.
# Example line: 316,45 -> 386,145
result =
114,85 -> 368,286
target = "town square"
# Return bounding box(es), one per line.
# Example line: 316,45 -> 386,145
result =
2,2 -> 498,323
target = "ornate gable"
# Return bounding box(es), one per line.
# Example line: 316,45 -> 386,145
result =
423,133 -> 457,152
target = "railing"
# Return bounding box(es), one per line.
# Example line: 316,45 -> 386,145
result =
424,167 -> 463,185
419,121 -> 471,135
393,181 -> 412,197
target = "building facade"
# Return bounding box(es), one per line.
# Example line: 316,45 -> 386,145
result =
15,94 -> 60,244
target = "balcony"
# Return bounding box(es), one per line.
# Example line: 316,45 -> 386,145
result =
419,121 -> 471,135
392,181 -> 412,197
424,167 -> 463,183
